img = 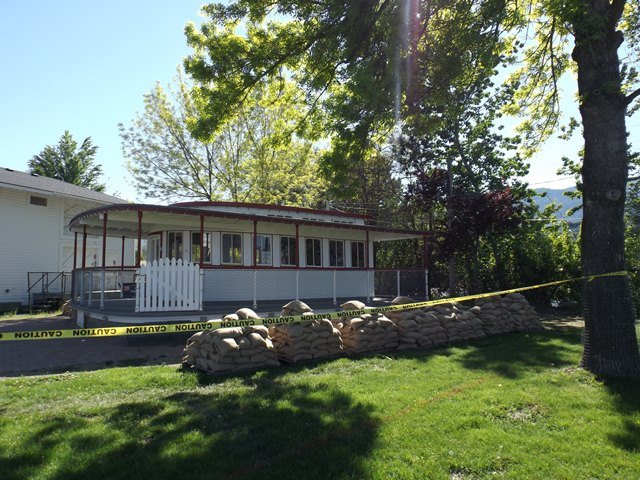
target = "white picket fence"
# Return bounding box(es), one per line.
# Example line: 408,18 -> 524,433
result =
135,259 -> 203,312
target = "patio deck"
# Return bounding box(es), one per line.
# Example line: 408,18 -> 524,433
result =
72,296 -> 401,327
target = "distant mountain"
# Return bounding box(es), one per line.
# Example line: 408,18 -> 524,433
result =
533,186 -> 582,221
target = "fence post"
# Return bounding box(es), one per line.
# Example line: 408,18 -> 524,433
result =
332,269 -> 337,305
199,269 -> 204,311
100,268 -> 106,309
396,270 -> 401,298
253,269 -> 258,309
79,271 -> 84,305
295,270 -> 299,301
87,271 -> 93,307
367,270 -> 372,303
425,269 -> 429,300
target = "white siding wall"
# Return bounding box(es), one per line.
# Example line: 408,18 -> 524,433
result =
0,189 -> 61,304
0,188 -> 134,306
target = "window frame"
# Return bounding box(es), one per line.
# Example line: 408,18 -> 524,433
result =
280,236 -> 297,266
29,195 -> 48,207
351,241 -> 366,268
191,231 -> 212,264
221,232 -> 243,265
255,234 -> 273,266
167,231 -> 184,261
305,238 -> 322,267
329,239 -> 345,268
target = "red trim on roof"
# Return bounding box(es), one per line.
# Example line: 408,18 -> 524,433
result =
68,203 -> 429,237
170,201 -> 371,220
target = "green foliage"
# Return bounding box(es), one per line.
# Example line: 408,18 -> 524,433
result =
28,131 -> 105,192
120,70 -> 325,205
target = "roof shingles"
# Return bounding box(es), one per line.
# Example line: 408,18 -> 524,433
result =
0,167 -> 125,204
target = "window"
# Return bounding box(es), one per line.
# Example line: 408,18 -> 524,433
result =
305,238 -> 322,267
148,236 -> 161,263
280,236 -> 297,266
191,232 -> 211,264
167,232 -> 183,260
351,241 -> 366,268
329,240 -> 345,267
255,234 -> 272,265
30,195 -> 47,207
222,233 -> 243,265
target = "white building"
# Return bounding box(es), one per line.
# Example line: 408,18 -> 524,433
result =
68,201 -> 430,324
0,167 -> 135,309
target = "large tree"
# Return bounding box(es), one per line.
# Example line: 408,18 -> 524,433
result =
120,70 -> 326,205
184,0 -> 640,377
28,130 -> 105,192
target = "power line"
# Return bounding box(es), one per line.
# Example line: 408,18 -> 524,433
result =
528,176 -> 575,187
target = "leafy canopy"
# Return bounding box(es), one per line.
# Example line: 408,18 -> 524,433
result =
28,131 -> 105,192
120,70 -> 326,205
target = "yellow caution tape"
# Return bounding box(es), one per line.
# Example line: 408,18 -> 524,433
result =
0,271 -> 627,342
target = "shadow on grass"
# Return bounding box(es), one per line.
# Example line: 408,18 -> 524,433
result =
0,369 -> 379,480
604,378 -> 640,453
454,327 -> 584,378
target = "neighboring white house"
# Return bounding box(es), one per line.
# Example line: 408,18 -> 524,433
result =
0,167 -> 135,308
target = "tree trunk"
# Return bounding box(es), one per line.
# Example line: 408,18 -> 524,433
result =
572,0 -> 640,377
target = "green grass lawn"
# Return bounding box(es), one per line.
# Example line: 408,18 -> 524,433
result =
1,324 -> 639,480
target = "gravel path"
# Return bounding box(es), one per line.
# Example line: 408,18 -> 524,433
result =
0,316 -> 185,377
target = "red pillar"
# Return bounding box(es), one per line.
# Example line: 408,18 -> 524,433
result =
82,225 -> 87,268
199,215 -> 205,267
253,220 -> 258,267
136,209 -> 142,267
73,232 -> 78,270
365,230 -> 370,269
101,213 -> 108,268
295,224 -> 300,267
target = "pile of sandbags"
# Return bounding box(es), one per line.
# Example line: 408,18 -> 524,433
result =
474,293 -> 541,334
385,296 -> 449,349
432,303 -> 486,343
473,296 -> 516,335
182,308 -> 280,374
269,300 -> 343,363
500,293 -> 541,331
334,300 -> 399,354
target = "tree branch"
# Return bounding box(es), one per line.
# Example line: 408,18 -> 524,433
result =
626,87 -> 640,105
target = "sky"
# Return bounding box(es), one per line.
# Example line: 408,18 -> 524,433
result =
1,1 -> 638,202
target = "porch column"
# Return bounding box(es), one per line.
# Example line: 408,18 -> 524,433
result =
365,231 -> 370,268
73,232 -> 78,270
253,220 -> 258,267
121,236 -> 125,268
72,232 -> 78,302
295,224 -> 300,267
82,225 -> 87,268
136,209 -> 142,267
100,213 -> 108,309
159,232 -> 163,257
101,213 -> 108,268
199,215 -> 204,268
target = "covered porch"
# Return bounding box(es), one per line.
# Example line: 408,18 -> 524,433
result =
68,202 -> 430,324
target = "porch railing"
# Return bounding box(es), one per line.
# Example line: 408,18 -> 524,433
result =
27,271 -> 73,311
72,267 -> 429,310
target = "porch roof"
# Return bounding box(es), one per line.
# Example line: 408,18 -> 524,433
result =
68,203 -> 428,241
